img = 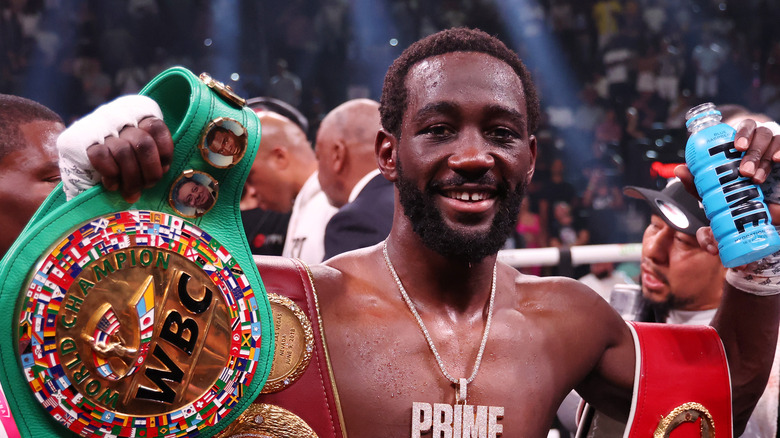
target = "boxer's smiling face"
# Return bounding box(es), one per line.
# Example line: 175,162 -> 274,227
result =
390,52 -> 536,262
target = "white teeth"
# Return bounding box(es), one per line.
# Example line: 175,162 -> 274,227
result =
450,192 -> 487,201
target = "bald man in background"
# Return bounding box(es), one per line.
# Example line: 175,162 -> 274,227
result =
246,111 -> 336,263
315,98 -> 394,259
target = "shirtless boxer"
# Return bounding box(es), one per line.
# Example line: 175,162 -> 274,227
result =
69,28 -> 780,437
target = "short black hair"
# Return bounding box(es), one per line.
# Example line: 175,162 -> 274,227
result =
205,125 -> 230,148
380,27 -> 540,139
0,94 -> 62,160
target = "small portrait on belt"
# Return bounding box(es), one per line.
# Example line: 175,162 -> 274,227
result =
170,171 -> 219,218
200,117 -> 247,168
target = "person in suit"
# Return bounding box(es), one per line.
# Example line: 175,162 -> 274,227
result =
248,110 -> 336,263
315,99 -> 394,259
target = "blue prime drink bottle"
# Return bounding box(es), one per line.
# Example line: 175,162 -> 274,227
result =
685,102 -> 780,267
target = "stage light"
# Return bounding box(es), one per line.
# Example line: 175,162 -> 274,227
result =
494,0 -> 588,164
347,0 -> 401,98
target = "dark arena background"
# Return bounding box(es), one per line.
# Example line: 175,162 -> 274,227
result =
3,0 -> 779,268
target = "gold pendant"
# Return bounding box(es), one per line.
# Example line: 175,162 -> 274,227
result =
411,402 -> 504,438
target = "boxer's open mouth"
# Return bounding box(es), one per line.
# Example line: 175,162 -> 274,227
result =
443,190 -> 493,202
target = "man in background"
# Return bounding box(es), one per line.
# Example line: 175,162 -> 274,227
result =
570,177 -> 777,437
0,94 -> 64,258
247,110 -> 336,263
315,98 -> 394,259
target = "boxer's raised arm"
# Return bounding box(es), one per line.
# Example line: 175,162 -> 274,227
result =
676,121 -> 780,434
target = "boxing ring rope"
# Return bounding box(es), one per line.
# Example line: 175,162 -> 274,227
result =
497,243 -> 642,268
253,243 -> 642,269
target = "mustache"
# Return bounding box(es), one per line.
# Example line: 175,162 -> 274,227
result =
428,174 -> 510,196
641,260 -> 669,285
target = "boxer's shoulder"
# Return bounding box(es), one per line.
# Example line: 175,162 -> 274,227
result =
318,244 -> 384,283
508,267 -> 602,306
502,267 -> 628,346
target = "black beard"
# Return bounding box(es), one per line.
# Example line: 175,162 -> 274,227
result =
396,158 -> 525,264
638,293 -> 695,323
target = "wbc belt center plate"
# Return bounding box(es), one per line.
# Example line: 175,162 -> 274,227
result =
16,210 -> 264,437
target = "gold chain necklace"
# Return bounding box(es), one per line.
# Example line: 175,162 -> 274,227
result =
382,241 -> 497,405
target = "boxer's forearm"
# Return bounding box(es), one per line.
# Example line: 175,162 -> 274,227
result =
711,286 -> 780,435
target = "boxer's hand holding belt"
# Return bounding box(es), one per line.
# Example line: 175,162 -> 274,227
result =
57,95 -> 172,202
0,67 -> 272,438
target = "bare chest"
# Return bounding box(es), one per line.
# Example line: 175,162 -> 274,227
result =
324,317 -> 575,438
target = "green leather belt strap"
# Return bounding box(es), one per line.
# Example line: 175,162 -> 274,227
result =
0,67 -> 273,438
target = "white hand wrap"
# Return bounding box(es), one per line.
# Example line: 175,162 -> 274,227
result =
726,248 -> 780,296
724,121 -> 780,295
56,95 -> 163,200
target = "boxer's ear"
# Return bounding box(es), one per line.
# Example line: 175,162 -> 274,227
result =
526,134 -> 537,182
376,129 -> 398,182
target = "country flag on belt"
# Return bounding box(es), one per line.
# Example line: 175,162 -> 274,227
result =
92,309 -> 120,379
251,322 -> 262,339
101,410 -> 115,423
96,308 -> 120,335
135,279 -> 155,321
137,278 -> 155,349
41,395 -> 57,409
236,274 -> 250,290
55,374 -> 69,390
183,224 -> 202,238
216,246 -> 230,263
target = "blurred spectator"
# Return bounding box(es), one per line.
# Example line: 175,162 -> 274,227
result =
537,157 -> 580,241
513,197 -> 544,276
268,58 -> 302,108
759,46 -> 780,121
655,38 -> 686,102
692,31 -> 726,99
578,261 -> 635,302
114,56 -> 147,95
581,166 -> 625,244
634,42 -> 659,95
665,88 -> 698,129
592,0 -> 622,50
572,84 -> 606,148
641,0 -> 668,37
77,57 -> 112,109
548,200 -> 589,278
601,24 -> 637,112
619,0 -> 645,45
549,201 -> 589,249
594,108 -> 623,145
625,91 -> 667,141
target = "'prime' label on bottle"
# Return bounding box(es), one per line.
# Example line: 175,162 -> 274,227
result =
709,142 -> 770,232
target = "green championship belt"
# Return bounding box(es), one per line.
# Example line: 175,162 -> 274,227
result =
0,67 -> 273,437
